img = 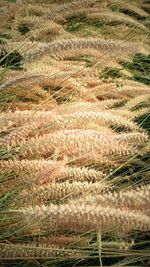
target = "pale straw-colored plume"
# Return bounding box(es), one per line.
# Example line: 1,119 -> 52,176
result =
30,20 -> 69,42
16,202 -> 150,233
118,86 -> 150,98
53,48 -> 103,60
0,159 -> 65,176
72,184 -> 150,215
1,122 -> 44,147
87,12 -> 148,32
24,38 -> 141,61
115,132 -> 148,145
0,159 -> 66,196
73,153 -> 118,169
48,111 -> 139,132
133,107 -> 150,118
0,159 -> 105,184
18,180 -> 108,204
0,110 -> 54,127
45,0 -> 103,21
0,243 -> 86,259
123,94 -> 150,110
118,79 -> 150,89
30,234 -> 91,248
108,0 -> 149,18
0,73 -> 81,92
18,129 -> 137,158
0,99 -> 125,127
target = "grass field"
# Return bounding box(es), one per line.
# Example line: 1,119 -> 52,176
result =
0,0 -> 150,266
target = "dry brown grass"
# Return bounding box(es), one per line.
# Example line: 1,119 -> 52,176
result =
0,0 -> 149,265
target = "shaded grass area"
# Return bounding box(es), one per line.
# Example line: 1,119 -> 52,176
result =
0,32 -> 11,45
136,113 -> 150,135
65,16 -> 105,35
5,0 -> 16,2
110,6 -> 148,20
100,67 -> 124,79
100,53 -> 150,85
0,48 -> 23,70
122,54 -> 150,85
65,15 -> 149,42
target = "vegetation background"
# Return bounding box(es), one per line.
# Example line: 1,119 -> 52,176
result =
0,0 -> 150,266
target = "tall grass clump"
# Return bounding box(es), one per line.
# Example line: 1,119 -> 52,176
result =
0,0 -> 149,266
